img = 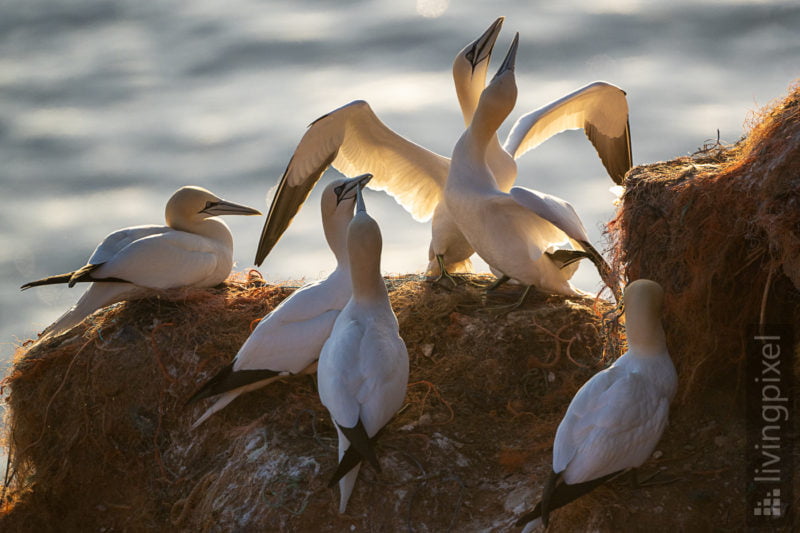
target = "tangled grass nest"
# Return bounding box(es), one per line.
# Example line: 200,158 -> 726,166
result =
608,82 -> 800,403
0,272 -> 613,532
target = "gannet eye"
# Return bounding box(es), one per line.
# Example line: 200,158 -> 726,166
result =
334,185 -> 345,197
465,48 -> 475,63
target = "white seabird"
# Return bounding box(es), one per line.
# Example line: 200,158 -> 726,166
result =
444,34 -> 618,298
516,279 -> 677,531
22,186 -> 261,340
317,184 -> 409,514
254,17 -> 505,278
187,174 -> 373,428
253,18 -> 630,287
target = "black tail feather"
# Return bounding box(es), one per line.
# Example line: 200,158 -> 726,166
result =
327,445 -> 365,487
21,263 -> 128,290
327,419 -> 381,487
338,419 -> 379,470
578,240 -> 621,302
516,470 -> 623,528
185,363 -> 281,405
21,272 -> 75,290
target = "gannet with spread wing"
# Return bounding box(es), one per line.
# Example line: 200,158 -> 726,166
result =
253,18 -> 630,290
187,174 -> 373,428
444,35 -> 619,298
22,186 -> 261,340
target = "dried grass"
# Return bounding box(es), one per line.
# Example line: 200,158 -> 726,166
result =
608,82 -> 800,403
0,271 -> 611,531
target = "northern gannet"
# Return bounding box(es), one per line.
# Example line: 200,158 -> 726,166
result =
317,184 -> 409,514
22,186 -> 261,340
444,35 -> 617,298
253,18 -> 505,276
187,174 -> 373,428
516,279 -> 677,531
253,18 -> 630,288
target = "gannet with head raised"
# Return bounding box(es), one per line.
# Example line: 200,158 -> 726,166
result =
253,18 -> 630,289
444,34 -> 619,298
22,186 -> 261,340
515,279 -> 677,530
254,18 -> 505,277
186,174 -> 373,428
317,184 -> 409,514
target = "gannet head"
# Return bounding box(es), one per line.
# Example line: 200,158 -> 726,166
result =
320,174 -> 372,257
333,173 -> 373,207
165,186 -> 261,229
474,33 -> 518,135
453,17 -> 504,125
321,173 -> 372,218
623,279 -> 667,355
624,279 -> 663,318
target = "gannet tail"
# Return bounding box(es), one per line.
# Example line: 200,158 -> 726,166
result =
38,282 -> 139,341
516,470 -> 621,528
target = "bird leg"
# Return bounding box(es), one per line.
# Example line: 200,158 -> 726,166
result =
429,254 -> 461,290
485,274 -> 511,291
484,285 -> 532,311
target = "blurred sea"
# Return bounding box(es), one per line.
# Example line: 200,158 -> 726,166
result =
2,0 -> 799,373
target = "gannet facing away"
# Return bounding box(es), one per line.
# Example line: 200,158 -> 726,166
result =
317,185 -> 409,514
22,186 -> 261,340
515,279 -> 677,531
444,35 -> 615,298
187,174 -> 373,428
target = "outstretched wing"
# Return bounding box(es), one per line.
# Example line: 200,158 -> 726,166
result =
504,82 -> 631,184
255,100 -> 451,265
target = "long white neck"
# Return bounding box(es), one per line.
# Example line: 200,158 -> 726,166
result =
625,306 -> 668,357
347,213 -> 387,303
323,205 -> 354,267
170,216 -> 233,249
455,70 -> 517,191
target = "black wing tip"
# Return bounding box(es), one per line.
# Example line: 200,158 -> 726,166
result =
327,445 -> 364,487
20,272 -> 75,290
185,363 -> 235,406
253,239 -> 277,267
186,366 -> 282,407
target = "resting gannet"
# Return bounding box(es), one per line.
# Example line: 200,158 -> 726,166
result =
254,18 -> 630,288
516,279 -> 677,530
22,186 -> 261,340
444,35 -> 618,298
187,174 -> 373,428
317,184 -> 409,514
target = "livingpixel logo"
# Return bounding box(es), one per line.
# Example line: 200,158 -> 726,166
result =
746,325 -> 793,525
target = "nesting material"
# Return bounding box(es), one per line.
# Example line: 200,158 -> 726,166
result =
0,269 -> 616,531
609,83 -> 800,402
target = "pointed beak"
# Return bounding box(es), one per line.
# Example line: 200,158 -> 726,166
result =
200,199 -> 262,217
468,16 -> 504,70
355,184 -> 367,214
492,32 -> 518,81
335,173 -> 373,205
